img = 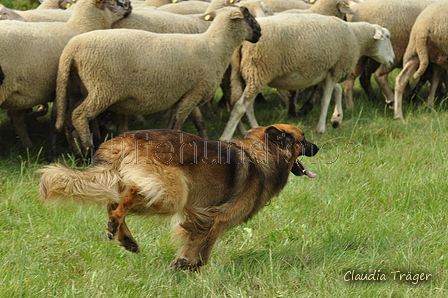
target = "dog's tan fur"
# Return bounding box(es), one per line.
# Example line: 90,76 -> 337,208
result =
38,124 -> 318,270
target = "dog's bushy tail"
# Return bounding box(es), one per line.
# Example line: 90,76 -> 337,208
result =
37,164 -> 122,206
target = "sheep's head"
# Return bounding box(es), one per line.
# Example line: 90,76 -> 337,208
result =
0,4 -> 27,21
236,0 -> 274,18
203,6 -> 261,43
370,25 -> 395,68
61,0 -> 77,9
235,6 -> 262,43
96,0 -> 132,18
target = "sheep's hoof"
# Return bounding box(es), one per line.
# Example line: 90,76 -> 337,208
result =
393,116 -> 406,123
331,121 -> 340,128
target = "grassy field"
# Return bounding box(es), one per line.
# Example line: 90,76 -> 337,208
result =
0,0 -> 39,10
1,82 -> 448,297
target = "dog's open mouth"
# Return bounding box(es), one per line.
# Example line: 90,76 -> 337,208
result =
291,159 -> 317,178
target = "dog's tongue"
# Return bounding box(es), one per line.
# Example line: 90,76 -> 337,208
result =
297,159 -> 317,178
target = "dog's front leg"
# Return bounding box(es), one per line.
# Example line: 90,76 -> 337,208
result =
106,187 -> 141,253
170,221 -> 225,271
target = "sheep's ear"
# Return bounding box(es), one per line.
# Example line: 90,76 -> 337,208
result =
95,0 -> 106,10
203,11 -> 216,21
226,0 -> 239,5
348,0 -> 357,9
337,1 -> 355,14
373,27 -> 385,40
266,126 -> 294,147
230,7 -> 245,19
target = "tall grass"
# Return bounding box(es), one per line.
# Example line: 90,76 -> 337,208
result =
0,82 -> 447,297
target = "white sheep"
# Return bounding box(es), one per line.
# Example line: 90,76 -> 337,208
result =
158,1 -> 211,14
222,0 -> 355,130
260,0 -> 312,13
108,0 -> 268,143
345,0 -> 441,110
37,0 -> 69,9
280,0 -> 354,19
393,2 -> 448,120
54,6 -> 261,150
0,5 -> 28,21
0,0 -> 132,148
113,0 -> 271,33
219,13 -> 394,140
133,0 -> 181,7
0,1 -> 75,22
112,0 -> 242,33
16,9 -> 74,22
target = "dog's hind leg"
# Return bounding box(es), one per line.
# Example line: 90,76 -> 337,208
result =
117,218 -> 140,253
106,187 -> 141,253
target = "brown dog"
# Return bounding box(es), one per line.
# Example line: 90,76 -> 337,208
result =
38,124 -> 318,270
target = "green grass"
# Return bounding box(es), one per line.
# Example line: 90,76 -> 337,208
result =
1,82 -> 448,297
0,0 -> 39,10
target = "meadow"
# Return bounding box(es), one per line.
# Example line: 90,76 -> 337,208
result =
1,76 -> 448,297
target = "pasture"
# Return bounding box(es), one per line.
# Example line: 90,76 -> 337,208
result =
1,80 -> 447,297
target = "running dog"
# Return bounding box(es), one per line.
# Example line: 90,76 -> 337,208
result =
38,124 -> 318,270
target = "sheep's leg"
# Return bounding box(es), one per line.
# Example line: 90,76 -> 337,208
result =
71,93 -> 112,149
316,75 -> 337,134
245,101 -> 259,128
394,57 -> 420,120
9,109 -> 33,148
374,65 -> 394,107
330,84 -> 343,128
45,104 -> 58,162
220,88 -> 259,141
237,121 -> 247,136
189,107 -> 208,139
427,64 -> 444,108
169,98 -> 204,135
287,90 -> 298,118
276,89 -> 290,107
344,57 -> 367,110
106,188 -> 141,253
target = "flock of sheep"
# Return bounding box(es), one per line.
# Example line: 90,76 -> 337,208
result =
0,0 -> 447,160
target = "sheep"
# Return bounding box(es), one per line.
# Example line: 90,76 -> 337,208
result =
223,0 -> 355,125
344,0 -> 441,110
0,1 -> 75,22
0,0 -> 132,148
134,0 -> 181,7
0,4 -> 28,21
260,0 -> 312,13
279,0 -> 354,19
112,0 -> 242,33
394,2 -> 448,120
54,6 -> 261,152
219,13 -> 394,141
16,9 -> 73,22
112,6 -> 209,32
37,0 -> 70,9
158,1 -> 211,14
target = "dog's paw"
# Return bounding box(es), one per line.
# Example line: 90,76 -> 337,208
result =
169,258 -> 202,271
106,221 -> 118,240
119,236 -> 140,253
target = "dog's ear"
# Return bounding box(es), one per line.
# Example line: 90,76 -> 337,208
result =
266,126 -> 294,146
